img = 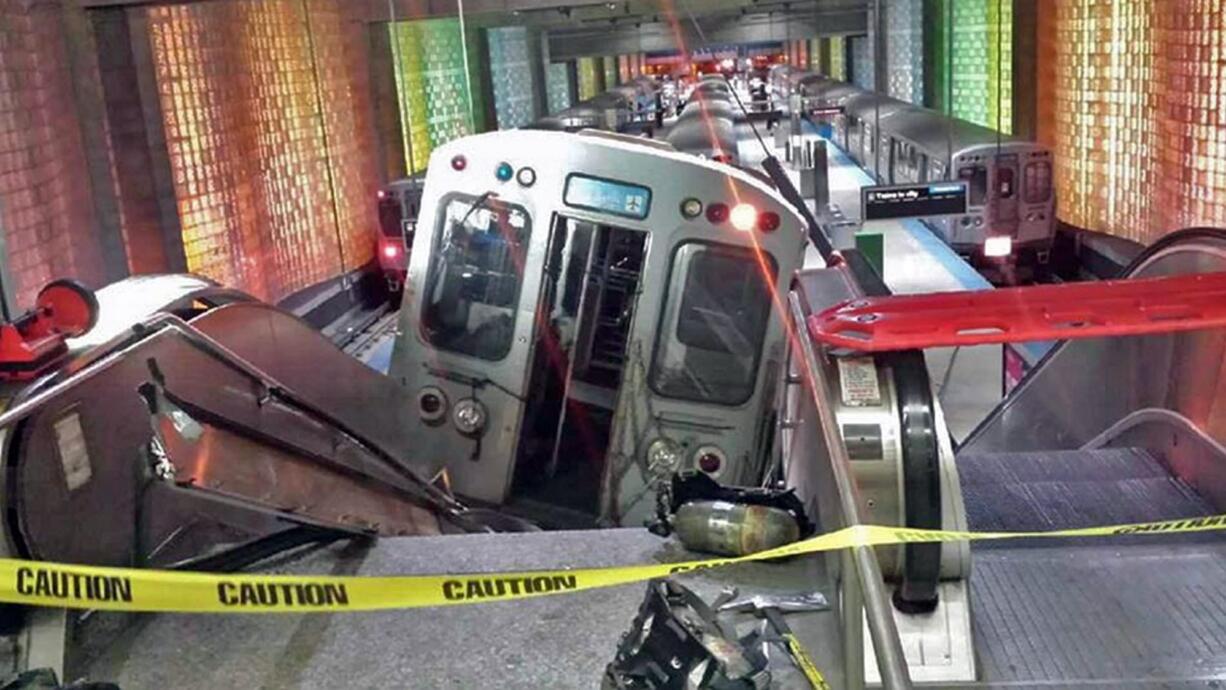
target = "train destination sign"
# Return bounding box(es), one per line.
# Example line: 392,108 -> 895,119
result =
861,182 -> 968,221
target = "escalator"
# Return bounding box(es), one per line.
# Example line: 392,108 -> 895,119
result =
956,228 -> 1226,686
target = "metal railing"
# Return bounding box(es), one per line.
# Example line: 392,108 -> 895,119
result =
786,293 -> 912,689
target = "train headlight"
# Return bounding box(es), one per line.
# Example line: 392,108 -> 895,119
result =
984,236 -> 1013,258
730,203 -> 757,231
453,398 -> 488,436
694,445 -> 727,476
646,438 -> 684,474
417,386 -> 449,424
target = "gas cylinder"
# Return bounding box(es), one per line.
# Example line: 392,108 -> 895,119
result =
671,500 -> 801,556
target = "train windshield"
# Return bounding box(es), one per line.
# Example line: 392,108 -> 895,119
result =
651,243 -> 776,405
420,196 -> 531,360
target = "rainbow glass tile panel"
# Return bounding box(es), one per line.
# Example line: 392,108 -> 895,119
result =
389,21 -> 431,172
886,0 -> 924,105
488,26 -> 538,129
546,62 -> 573,114
578,57 -> 600,100
146,0 -> 376,301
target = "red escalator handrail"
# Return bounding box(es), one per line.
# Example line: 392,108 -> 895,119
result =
808,271 -> 1226,352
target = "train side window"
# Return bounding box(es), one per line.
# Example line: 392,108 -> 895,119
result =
650,243 -> 777,406
420,196 -> 532,361
958,165 -> 988,206
1024,161 -> 1052,203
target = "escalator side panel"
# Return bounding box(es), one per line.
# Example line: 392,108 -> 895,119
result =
189,303 -> 442,481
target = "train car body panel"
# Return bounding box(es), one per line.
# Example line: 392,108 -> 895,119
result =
392,130 -> 806,525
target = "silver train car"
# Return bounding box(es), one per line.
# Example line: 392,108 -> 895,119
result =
797,72 -> 1056,267
533,77 -> 660,133
667,89 -> 741,165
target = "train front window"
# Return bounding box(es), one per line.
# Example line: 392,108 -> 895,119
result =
420,196 -> 531,361
378,196 -> 403,239
1025,161 -> 1053,203
650,243 -> 776,406
959,165 -> 988,206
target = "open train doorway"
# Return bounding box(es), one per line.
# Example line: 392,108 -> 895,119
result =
512,217 -> 646,525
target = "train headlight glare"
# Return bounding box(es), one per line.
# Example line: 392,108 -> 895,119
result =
417,387 -> 448,424
453,398 -> 488,436
984,236 -> 1013,258
730,203 -> 757,231
646,438 -> 683,474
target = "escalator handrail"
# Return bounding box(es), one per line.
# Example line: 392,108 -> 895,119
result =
841,250 -> 943,613
960,226 -> 1226,450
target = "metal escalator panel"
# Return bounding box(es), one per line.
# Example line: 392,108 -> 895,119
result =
960,228 -> 1226,462
2,308 -> 454,570
957,447 -> 1226,686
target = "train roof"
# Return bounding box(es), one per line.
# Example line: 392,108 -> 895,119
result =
885,108 -> 1022,152
844,92 -> 921,123
665,116 -> 738,155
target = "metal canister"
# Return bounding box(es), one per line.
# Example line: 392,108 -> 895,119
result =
672,500 -> 801,556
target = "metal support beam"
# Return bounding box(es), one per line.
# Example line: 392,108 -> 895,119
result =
547,10 -> 866,60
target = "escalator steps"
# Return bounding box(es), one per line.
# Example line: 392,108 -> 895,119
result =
955,447 -> 1213,543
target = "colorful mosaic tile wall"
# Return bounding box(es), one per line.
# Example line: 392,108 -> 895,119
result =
886,0 -> 924,105
829,36 -> 847,80
546,62 -> 574,114
850,34 -> 874,90
1038,0 -> 1226,245
389,21 -> 431,173
926,0 -> 1012,132
577,57 -> 602,100
488,26 -> 539,130
145,0 -> 376,301
0,0 -> 107,308
603,56 -> 619,88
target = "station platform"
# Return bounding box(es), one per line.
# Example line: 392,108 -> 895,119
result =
737,120 -> 1012,441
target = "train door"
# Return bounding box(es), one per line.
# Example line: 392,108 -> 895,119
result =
993,153 -> 1020,235
511,216 -> 646,520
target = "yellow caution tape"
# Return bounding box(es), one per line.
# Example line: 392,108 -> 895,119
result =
783,632 -> 831,690
1,513 -> 1224,614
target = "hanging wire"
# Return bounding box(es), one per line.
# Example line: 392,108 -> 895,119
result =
457,0 -> 477,133
301,0 -> 350,288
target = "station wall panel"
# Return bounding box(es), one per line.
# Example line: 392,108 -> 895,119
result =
546,62 -> 573,114
886,0 -> 924,105
1038,0 -> 1226,245
850,34 -> 874,90
577,56 -> 601,100
487,26 -> 539,130
828,36 -> 847,80
603,55 -> 619,88
0,0 -> 107,309
927,0 -> 1012,133
389,22 -> 431,173
145,0 -> 376,302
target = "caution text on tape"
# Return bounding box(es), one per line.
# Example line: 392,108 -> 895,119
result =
4,513 -> 1225,614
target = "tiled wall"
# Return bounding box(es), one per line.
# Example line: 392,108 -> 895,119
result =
886,0 -> 924,105
546,62 -> 573,114
1038,0 -> 1226,245
577,56 -> 602,100
850,34 -> 874,90
927,0 -> 1012,132
145,0 -> 376,301
603,55 -> 618,88
829,36 -> 847,80
0,0 -> 107,308
488,26 -> 539,130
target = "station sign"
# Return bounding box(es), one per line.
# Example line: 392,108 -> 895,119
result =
861,182 -> 968,221
808,105 -> 845,117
